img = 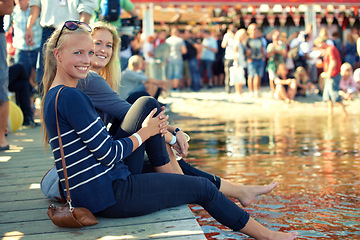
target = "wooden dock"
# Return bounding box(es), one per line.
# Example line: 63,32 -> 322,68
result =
0,126 -> 206,240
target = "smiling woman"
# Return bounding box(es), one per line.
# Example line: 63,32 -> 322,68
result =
90,21 -> 121,90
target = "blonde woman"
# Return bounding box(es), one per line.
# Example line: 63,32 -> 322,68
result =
339,62 -> 358,101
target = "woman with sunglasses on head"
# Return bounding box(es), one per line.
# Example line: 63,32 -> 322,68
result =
77,21 -> 280,207
42,21 -> 297,240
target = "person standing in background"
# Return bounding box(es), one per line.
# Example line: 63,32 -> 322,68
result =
200,29 -> 218,88
11,0 -> 41,79
0,0 -> 14,151
165,28 -> 187,91
183,27 -> 201,92
266,29 -> 287,96
25,0 -> 97,91
314,37 -> 347,116
222,25 -> 237,93
246,23 -> 265,98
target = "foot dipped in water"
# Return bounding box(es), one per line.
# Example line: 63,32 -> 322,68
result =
241,217 -> 298,240
220,181 -> 279,207
269,230 -> 298,240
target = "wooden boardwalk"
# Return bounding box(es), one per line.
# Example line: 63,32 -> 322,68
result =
0,126 -> 206,240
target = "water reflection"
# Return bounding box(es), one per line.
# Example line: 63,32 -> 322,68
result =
172,115 -> 360,239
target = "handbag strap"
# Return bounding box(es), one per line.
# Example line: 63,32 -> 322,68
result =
54,86 -> 72,206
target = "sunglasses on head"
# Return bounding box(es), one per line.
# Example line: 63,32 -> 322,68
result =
55,20 -> 92,48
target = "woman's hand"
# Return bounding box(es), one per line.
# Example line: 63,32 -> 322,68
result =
172,132 -> 189,158
142,108 -> 169,137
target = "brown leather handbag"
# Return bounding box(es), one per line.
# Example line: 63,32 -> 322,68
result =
47,86 -> 98,228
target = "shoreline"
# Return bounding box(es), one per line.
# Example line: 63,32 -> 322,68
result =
163,86 -> 360,120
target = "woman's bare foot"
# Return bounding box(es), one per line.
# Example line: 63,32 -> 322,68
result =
241,217 -> 298,240
269,230 -> 298,240
219,180 -> 279,207
236,182 -> 279,207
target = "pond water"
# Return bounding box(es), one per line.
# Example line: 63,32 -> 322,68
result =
172,114 -> 360,239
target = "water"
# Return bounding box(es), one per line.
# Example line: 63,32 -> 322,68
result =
172,115 -> 360,239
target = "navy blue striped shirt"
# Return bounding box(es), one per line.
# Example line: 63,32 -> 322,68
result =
44,85 -> 133,213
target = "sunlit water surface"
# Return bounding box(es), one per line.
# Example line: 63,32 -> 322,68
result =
172,115 -> 360,239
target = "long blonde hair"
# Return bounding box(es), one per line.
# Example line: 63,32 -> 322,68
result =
41,24 -> 92,144
90,21 -> 121,91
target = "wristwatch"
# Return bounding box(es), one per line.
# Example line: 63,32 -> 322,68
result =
173,128 -> 182,135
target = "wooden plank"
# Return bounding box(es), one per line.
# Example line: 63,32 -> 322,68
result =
0,205 -> 193,224
0,189 -> 43,202
0,199 -> 47,212
0,176 -> 45,187
1,218 -> 205,240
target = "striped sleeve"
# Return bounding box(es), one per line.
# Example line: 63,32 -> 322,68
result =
61,89 -> 133,166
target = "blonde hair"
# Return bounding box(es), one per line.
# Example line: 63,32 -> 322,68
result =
41,23 -> 92,144
346,32 -> 356,45
294,66 -> 309,83
340,62 -> 353,76
128,55 -> 143,70
90,21 -> 121,91
234,28 -> 248,43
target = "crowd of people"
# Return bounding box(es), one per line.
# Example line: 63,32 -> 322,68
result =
142,23 -> 360,102
0,0 -> 359,238
139,22 -> 360,116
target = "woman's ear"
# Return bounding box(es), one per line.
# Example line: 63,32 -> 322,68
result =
53,48 -> 61,62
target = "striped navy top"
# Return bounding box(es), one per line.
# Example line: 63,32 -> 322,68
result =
44,85 -> 133,213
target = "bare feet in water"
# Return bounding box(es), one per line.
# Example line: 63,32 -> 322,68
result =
237,182 -> 279,207
269,230 -> 298,240
220,181 -> 279,207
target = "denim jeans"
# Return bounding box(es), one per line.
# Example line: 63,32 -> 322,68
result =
14,48 -> 40,77
323,73 -> 342,103
36,27 -> 55,88
0,33 -> 8,104
200,59 -> 214,79
98,173 -> 250,231
188,57 -> 201,91
109,96 -> 170,173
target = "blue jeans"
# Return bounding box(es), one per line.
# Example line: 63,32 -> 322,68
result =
166,59 -> 184,80
36,27 -> 55,88
200,59 -> 214,79
109,96 -> 170,173
323,74 -> 342,103
98,173 -> 250,231
247,60 -> 265,78
14,48 -> 40,77
0,33 -> 8,104
188,57 -> 201,91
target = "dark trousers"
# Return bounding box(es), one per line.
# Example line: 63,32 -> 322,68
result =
224,59 -> 234,93
109,96 -> 169,174
8,64 -> 33,123
98,172 -> 249,231
36,27 -> 55,92
188,57 -> 201,91
97,97 -> 251,231
113,91 -> 222,187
